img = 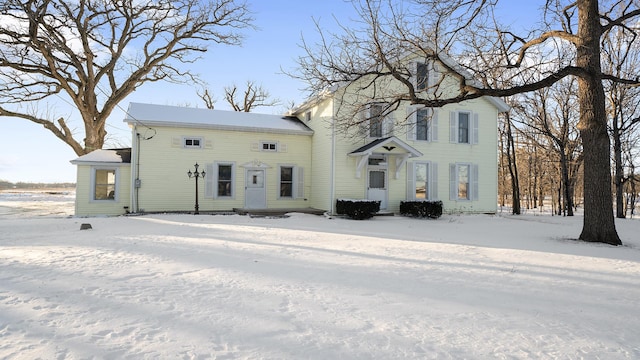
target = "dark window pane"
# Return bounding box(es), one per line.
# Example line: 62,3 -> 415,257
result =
369,104 -> 384,137
416,108 -> 429,140
458,113 -> 469,143
416,63 -> 428,91
280,167 -> 293,197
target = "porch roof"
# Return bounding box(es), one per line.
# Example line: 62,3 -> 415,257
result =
348,136 -> 423,158
348,137 -> 422,179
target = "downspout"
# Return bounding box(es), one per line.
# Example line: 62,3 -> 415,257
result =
130,126 -> 139,213
330,100 -> 337,214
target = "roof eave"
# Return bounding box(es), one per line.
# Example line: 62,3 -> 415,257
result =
123,119 -> 314,136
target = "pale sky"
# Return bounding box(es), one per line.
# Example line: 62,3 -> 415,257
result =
0,1 -> 540,183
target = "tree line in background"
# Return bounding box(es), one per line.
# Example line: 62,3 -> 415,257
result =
0,180 -> 75,190
498,25 -> 640,219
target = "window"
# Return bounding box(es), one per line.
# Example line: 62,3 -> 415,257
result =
217,164 -> 233,197
278,165 -> 304,199
450,111 -> 478,144
369,103 -> 384,138
93,168 -> 117,201
416,62 -> 429,91
458,112 -> 470,143
415,163 -> 429,199
304,111 -> 311,122
407,107 -> 438,142
369,170 -> 386,189
205,162 -> 235,198
261,141 -> 278,152
362,103 -> 393,138
457,164 -> 470,199
407,162 -> 438,201
449,163 -> 479,201
280,166 -> 293,197
368,155 -> 386,166
184,137 -> 202,148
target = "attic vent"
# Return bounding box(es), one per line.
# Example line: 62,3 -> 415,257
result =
261,141 -> 278,152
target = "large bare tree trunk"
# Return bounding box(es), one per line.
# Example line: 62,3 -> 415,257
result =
505,114 -> 521,214
613,128 -> 626,218
576,0 -> 622,245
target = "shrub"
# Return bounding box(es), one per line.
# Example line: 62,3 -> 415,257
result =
399,200 -> 443,219
336,199 -> 381,220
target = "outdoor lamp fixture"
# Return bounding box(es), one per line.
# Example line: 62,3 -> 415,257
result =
187,163 -> 205,215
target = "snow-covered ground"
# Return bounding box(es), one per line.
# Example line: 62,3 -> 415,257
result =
1,191 -> 639,359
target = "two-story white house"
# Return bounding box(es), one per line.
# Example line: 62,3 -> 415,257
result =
71,55 -> 509,216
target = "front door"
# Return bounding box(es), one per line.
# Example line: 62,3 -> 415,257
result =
367,169 -> 387,210
245,169 -> 266,209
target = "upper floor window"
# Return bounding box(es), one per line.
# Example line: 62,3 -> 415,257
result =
369,103 -> 384,138
407,107 -> 438,142
449,111 -> 478,144
458,112 -> 470,143
184,137 -> 202,149
416,62 -> 429,91
304,111 -> 311,122
362,103 -> 393,138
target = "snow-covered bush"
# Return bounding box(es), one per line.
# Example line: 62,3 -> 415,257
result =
399,200 -> 443,219
336,199 -> 380,220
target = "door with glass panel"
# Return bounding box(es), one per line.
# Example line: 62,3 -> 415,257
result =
367,169 -> 387,210
244,169 -> 266,208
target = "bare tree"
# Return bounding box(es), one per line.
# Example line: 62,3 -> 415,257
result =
602,23 -> 640,218
223,80 -> 280,112
293,0 -> 640,245
197,88 -> 217,110
514,79 -> 583,216
0,0 -> 253,155
502,111 -> 521,214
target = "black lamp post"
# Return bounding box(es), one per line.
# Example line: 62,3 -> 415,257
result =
187,163 -> 205,214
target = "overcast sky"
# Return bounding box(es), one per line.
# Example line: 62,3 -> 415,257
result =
0,0 -> 540,183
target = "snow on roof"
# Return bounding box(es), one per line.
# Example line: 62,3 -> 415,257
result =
70,149 -> 131,164
124,102 -> 313,135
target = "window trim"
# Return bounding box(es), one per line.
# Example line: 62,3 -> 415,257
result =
277,164 -> 304,200
408,107 -> 438,142
449,110 -> 479,144
205,162 -> 236,199
416,62 -> 429,92
369,103 -> 385,138
407,161 -> 438,201
260,141 -> 278,152
449,162 -> 479,201
363,102 -> 393,139
183,136 -> 203,149
279,165 -> 294,198
90,166 -> 119,202
217,163 -> 234,198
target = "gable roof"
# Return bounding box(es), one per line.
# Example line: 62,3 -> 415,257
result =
124,103 -> 313,135
70,148 -> 132,165
349,136 -> 423,158
292,48 -> 510,114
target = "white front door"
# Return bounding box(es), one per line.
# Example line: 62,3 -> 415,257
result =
245,169 -> 266,209
367,169 -> 387,210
